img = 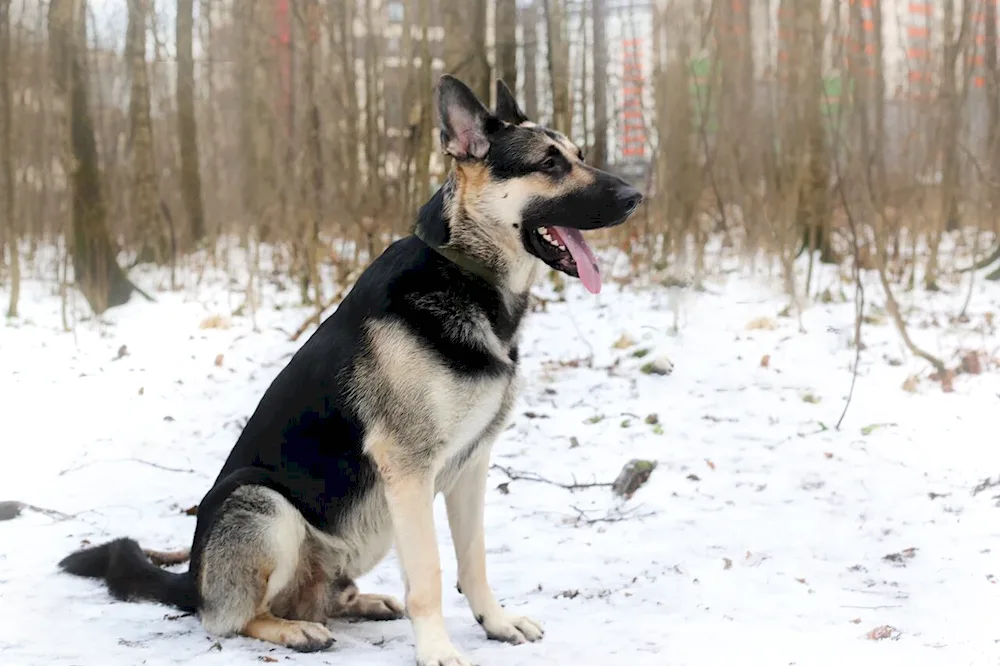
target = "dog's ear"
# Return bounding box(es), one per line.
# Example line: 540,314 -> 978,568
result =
437,74 -> 493,161
494,79 -> 528,125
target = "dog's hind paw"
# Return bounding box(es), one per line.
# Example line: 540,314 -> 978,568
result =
346,593 -> 405,621
479,611 -> 544,644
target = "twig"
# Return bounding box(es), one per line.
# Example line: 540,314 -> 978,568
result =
490,464 -> 613,491
827,98 -> 865,430
840,604 -> 903,610
290,286 -> 345,342
568,504 -> 655,526
58,458 -> 198,476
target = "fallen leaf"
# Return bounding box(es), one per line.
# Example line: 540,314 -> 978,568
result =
760,354 -> 770,368
183,505 -> 199,516
138,386 -> 145,396
746,316 -> 777,331
114,345 -> 129,360
850,617 -> 862,624
496,483 -> 510,495
901,375 -> 919,393
214,354 -> 224,367
865,625 -> 899,641
795,577 -> 807,584
686,473 -> 701,482
723,558 -> 732,570
645,413 -> 659,425
200,315 -> 231,330
569,436 -> 580,449
860,423 -> 896,436
259,657 -> 279,663
883,547 -> 918,566
706,459 -> 716,471
823,452 -> 833,459
612,333 -> 636,350
802,393 -> 821,404
961,351 -> 983,375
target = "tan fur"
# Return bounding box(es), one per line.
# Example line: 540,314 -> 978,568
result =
242,613 -> 335,651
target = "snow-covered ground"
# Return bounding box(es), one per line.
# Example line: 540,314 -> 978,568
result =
1,243 -> 999,666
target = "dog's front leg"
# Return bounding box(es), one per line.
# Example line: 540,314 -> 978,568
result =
375,447 -> 471,666
445,451 -> 544,645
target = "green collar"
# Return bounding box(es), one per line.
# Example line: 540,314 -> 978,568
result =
414,225 -> 500,287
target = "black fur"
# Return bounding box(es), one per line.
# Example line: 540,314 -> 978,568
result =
58,538 -> 198,611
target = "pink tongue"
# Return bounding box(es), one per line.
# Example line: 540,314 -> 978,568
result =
548,226 -> 601,294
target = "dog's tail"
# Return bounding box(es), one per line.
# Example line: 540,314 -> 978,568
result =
59,537 -> 198,612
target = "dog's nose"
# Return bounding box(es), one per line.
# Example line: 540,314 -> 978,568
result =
618,187 -> 643,214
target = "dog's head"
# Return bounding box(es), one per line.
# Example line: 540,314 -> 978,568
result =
417,74 -> 642,294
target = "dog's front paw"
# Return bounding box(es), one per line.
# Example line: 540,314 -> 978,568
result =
478,611 -> 544,645
416,641 -> 474,666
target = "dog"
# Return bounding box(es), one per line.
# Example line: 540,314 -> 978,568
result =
58,74 -> 642,666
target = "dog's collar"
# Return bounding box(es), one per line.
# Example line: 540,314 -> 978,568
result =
414,227 -> 499,286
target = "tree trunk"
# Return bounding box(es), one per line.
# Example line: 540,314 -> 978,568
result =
442,0 -> 489,102
495,0 -> 517,95
522,1 -> 539,119
591,0 -> 607,169
49,0 -> 134,314
127,0 -> 164,263
177,0 -> 205,245
543,0 -> 571,134
413,0 -> 433,208
0,0 -> 19,317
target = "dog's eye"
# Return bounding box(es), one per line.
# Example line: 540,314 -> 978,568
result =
540,157 -> 557,171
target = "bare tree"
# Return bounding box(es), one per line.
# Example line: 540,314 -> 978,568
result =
522,1 -> 539,119
127,0 -> 164,263
591,0 -> 607,169
177,0 -> 206,245
496,0 -> 517,95
49,0 -> 135,314
0,0 -> 18,317
442,0 -> 489,102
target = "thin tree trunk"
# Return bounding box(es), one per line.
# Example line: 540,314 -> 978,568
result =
127,0 -> 163,263
591,0 -> 607,168
0,0 -> 19,317
49,0 -> 134,314
442,0 -> 490,102
522,1 -> 538,119
496,0 -> 517,94
177,0 -> 205,245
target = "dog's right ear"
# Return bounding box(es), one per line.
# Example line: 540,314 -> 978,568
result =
437,74 -> 493,161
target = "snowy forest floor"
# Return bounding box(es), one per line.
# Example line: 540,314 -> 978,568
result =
1,242 -> 999,666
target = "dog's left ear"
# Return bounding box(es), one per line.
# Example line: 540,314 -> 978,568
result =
494,79 -> 528,125
437,74 -> 494,161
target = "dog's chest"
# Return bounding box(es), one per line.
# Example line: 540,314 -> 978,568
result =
430,370 -> 518,491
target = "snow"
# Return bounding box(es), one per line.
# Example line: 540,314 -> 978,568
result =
1,242 -> 999,666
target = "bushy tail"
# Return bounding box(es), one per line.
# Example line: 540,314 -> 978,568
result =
58,538 -> 198,612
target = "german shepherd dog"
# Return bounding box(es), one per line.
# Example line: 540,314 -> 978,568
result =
58,75 -> 641,666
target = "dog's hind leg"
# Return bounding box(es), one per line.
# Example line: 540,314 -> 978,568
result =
445,450 -> 543,645
197,484 -> 335,653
